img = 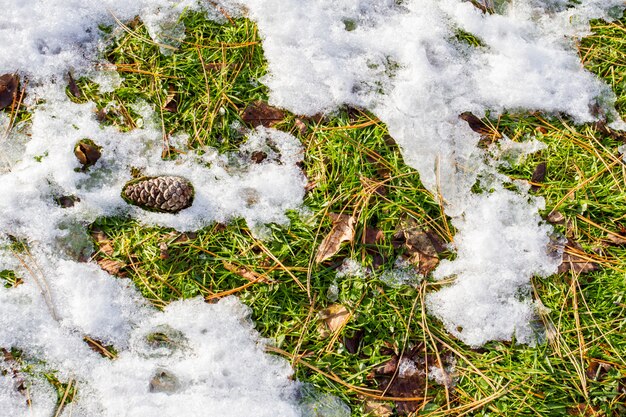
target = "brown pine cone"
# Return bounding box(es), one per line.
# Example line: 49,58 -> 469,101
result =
123,176 -> 194,213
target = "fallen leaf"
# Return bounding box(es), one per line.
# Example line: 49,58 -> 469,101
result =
315,213 -> 356,263
364,401 -> 393,417
531,162 -> 547,183
0,73 -> 19,110
251,151 -> 267,163
393,218 -> 447,275
605,233 -> 626,246
318,304 -> 349,334
546,211 -> 565,224
67,72 -> 81,98
593,120 -> 626,143
343,329 -> 364,354
531,162 -> 547,191
74,139 -> 101,168
96,258 -> 127,276
159,242 -> 170,260
91,229 -> 114,256
364,227 -> 384,245
163,84 -> 178,112
241,100 -> 285,127
558,239 -> 598,275
222,260 -> 273,283
294,118 -> 307,135
57,195 -> 80,208
374,344 -> 455,415
567,403 -> 600,417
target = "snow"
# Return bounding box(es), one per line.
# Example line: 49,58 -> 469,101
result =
240,0 -> 625,345
1,0 -> 625,412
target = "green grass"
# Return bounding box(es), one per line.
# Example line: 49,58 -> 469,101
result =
6,9 -> 626,417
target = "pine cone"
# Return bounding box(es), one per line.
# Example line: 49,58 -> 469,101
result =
123,176 -> 194,213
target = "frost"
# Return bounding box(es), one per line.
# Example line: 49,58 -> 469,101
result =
335,258 -> 370,279
380,257 -> 421,288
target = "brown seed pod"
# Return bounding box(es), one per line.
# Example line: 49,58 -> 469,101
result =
122,176 -> 194,213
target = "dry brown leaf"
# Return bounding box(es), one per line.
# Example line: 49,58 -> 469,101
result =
531,162 -> 547,183
558,239 -> 598,275
250,151 -> 267,164
74,139 -> 101,168
294,118 -> 307,135
91,230 -> 114,256
0,73 -> 19,110
567,403 -> 600,417
222,260 -> 273,283
393,218 -> 446,275
546,211 -> 565,224
159,242 -> 170,260
374,343 -> 454,415
241,100 -> 285,127
605,234 -> 626,246
364,401 -> 393,417
163,84 -> 178,113
315,213 -> 356,263
96,258 -> 127,276
318,304 -> 349,334
67,72 -> 81,98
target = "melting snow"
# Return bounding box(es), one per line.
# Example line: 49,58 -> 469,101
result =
1,0 -> 625,414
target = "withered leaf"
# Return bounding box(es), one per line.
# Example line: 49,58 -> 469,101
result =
605,233 -> 626,246
91,229 -> 114,256
558,239 -> 598,275
74,139 -> 101,168
343,329 -> 364,354
159,242 -> 170,260
459,111 -> 491,135
241,100 -> 285,127
222,260 -> 273,283
364,227 -> 384,245
315,213 -> 356,263
567,403 -> 600,417
364,401 -> 393,417
593,120 -> 626,143
531,162 -> 547,184
67,72 -> 81,98
546,211 -> 565,224
251,151 -> 267,164
0,73 -> 19,110
374,344 -> 454,415
96,258 -> 127,276
318,304 -> 349,334
163,84 -> 178,113
294,118 -> 307,135
393,218 -> 446,275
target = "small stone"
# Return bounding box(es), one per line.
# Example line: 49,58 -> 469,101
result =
149,368 -> 180,394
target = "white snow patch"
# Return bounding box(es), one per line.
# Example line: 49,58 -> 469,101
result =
240,0 -> 625,345
0,85 -> 306,253
0,247 -> 302,417
0,5 -> 624,416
